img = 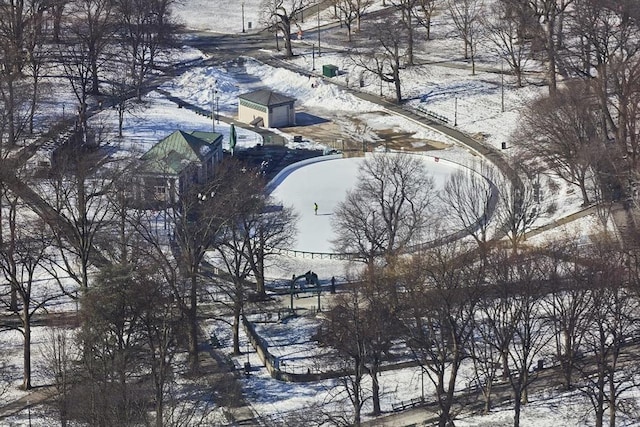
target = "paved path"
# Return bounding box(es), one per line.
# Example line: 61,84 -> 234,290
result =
0,385 -> 55,421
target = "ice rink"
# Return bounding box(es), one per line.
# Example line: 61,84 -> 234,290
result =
270,154 -> 465,254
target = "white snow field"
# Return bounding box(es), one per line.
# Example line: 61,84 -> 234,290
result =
0,1 -> 619,426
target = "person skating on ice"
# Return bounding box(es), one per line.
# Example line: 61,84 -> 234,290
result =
314,202 -> 318,215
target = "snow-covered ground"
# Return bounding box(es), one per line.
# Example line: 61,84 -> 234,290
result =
1,1 -> 617,426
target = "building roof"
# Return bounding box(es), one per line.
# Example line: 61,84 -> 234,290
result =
239,89 -> 296,107
140,130 -> 222,175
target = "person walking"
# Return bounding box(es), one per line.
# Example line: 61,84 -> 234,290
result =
314,202 -> 318,215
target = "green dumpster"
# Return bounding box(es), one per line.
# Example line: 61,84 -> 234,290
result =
322,64 -> 338,78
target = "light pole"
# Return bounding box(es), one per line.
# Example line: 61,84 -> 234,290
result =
242,2 -> 245,33
211,83 -> 216,132
317,2 -> 321,56
216,90 -> 220,124
454,96 -> 458,127
312,43 -> 315,71
421,368 -> 424,401
501,58 -> 505,113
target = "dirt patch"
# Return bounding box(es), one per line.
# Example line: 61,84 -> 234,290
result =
282,107 -> 451,154
372,129 -> 449,152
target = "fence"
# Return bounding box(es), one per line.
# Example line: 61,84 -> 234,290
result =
242,314 -> 421,383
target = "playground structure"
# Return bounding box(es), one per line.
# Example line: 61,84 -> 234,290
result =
289,271 -> 321,311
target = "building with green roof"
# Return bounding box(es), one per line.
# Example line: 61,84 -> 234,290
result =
138,130 -> 223,204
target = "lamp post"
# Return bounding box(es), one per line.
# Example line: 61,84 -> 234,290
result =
242,2 -> 245,33
501,58 -> 505,113
454,96 -> 458,127
211,84 -> 216,132
312,43 -> 315,71
421,367 -> 424,402
216,90 -> 220,124
317,2 -> 321,56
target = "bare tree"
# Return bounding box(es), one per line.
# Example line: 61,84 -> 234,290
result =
65,0 -> 117,96
542,240 -> 594,391
39,148 -> 117,295
115,0 -> 178,100
474,249 -> 521,412
487,247 -> 551,427
389,0 -> 419,66
360,264 -> 402,416
0,186 -> 57,390
243,198 -> 298,296
261,0 -> 313,57
49,0 -> 72,42
494,168 -> 538,252
332,0 -> 374,42
446,0 -> 484,74
566,0 -> 640,171
483,0 -> 530,86
413,0 -> 438,41
317,285 -> 368,426
0,0 -> 47,147
400,242 -> 482,427
40,328 -> 78,427
332,153 -> 435,265
352,15 -> 408,102
512,0 -> 575,95
76,264 -> 153,426
515,81 -> 603,206
576,237 -> 640,427
438,163 -> 498,250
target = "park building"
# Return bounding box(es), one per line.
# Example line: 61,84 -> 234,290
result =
136,129 -> 223,204
238,89 -> 296,128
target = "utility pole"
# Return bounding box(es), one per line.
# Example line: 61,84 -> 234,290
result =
242,2 -> 245,33
211,84 -> 216,132
454,96 -> 458,127
501,58 -> 505,113
317,2 -> 321,56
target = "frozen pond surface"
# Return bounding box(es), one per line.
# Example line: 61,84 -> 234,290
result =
270,154 -> 465,254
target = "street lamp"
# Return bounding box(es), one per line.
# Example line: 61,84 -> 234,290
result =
312,43 -> 316,71
317,2 -> 321,57
242,2 -> 245,33
501,58 -> 505,113
211,82 -> 216,132
215,90 -> 220,124
454,96 -> 458,127
421,366 -> 426,402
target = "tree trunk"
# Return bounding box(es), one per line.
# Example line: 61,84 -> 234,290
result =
233,300 -> 241,355
371,364 -> 381,415
483,381 -> 492,413
513,383 -> 522,427
406,10 -> 414,66
188,272 -> 199,372
545,18 -> 557,95
22,308 -> 31,390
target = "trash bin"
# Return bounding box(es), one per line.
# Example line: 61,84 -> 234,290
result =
322,64 -> 338,78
